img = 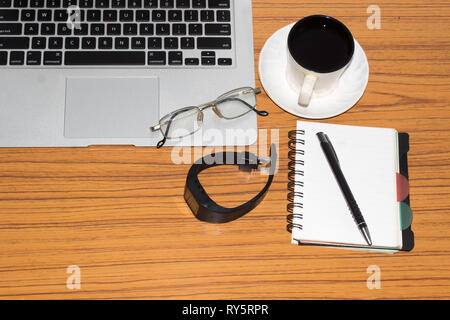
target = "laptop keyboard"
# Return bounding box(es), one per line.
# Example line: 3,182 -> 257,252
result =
0,0 -> 234,67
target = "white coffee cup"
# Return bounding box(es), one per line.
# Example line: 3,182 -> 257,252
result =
286,15 -> 355,106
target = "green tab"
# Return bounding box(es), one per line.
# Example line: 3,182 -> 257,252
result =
399,202 -> 413,230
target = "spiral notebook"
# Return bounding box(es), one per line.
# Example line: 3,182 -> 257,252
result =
287,121 -> 414,253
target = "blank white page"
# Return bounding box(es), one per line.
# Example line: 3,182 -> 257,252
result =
291,121 -> 402,249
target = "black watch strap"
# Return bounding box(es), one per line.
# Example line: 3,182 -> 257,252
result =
184,144 -> 277,223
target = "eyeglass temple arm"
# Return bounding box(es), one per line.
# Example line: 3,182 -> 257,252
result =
152,108 -> 189,148
217,97 -> 269,117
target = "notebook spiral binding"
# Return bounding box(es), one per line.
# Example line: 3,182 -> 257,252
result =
287,130 -> 305,233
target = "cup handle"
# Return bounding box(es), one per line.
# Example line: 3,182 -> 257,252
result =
298,74 -> 318,106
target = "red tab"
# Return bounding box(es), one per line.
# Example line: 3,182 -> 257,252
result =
397,173 -> 410,202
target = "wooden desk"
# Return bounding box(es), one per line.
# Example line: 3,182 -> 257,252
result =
1,0 -> 449,299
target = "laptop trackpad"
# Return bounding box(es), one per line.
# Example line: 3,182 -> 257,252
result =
64,77 -> 159,138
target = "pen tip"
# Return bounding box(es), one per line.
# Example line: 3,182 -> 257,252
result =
361,226 -> 373,246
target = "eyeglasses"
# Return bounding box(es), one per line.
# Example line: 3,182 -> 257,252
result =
150,87 -> 269,148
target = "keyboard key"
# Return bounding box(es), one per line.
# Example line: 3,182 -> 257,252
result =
148,50 -> 165,65
205,23 -> 230,35
143,0 -> 156,7
119,10 -> 133,21
217,10 -> 230,22
95,0 -> 108,7
0,0 -> 12,7
29,0 -> 43,7
0,23 -> 21,35
86,9 -> 101,21
37,9 -> 51,21
79,0 -> 92,7
136,10 -> 149,21
104,10 -> 117,21
127,0 -> 141,7
111,0 -> 124,7
123,23 -> 137,35
168,10 -> 181,21
70,9 -> 84,22
98,37 -> 112,49
9,50 -> 24,65
26,50 -> 41,65
131,37 -> 145,49
0,9 -> 19,21
208,0 -> 229,8
41,23 -> 55,35
160,0 -> 173,8
172,23 -> 186,35
164,37 -> 177,49
218,57 -> 231,65
152,10 -> 165,21
24,23 -> 38,35
14,0 -> 28,7
48,37 -> 63,48
201,57 -> 215,65
200,10 -> 213,22
65,37 -> 79,49
46,0 -> 60,7
57,23 -> 71,35
192,0 -> 204,8
32,37 -> 46,49
73,23 -> 89,35
175,0 -> 188,7
201,50 -> 214,57
188,23 -> 202,35
155,23 -> 169,35
90,23 -> 104,35
54,10 -> 68,21
43,51 -> 62,65
0,36 -> 29,49
180,37 -> 194,49
185,57 -> 199,65
0,50 -> 6,65
107,23 -> 120,35
21,9 -> 35,21
168,51 -> 182,65
65,51 -> 145,65
114,37 -> 128,49
139,23 -> 153,35
185,10 -> 198,22
197,37 -> 231,49
81,37 -> 95,48
62,0 -> 76,7
147,37 -> 161,49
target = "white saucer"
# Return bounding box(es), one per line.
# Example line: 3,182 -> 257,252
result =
259,24 -> 370,119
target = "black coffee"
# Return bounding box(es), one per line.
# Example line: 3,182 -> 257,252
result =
288,15 -> 354,73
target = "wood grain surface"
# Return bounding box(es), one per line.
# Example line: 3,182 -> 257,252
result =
1,0 -> 449,299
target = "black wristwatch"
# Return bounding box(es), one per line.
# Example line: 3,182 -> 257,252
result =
184,144 -> 277,224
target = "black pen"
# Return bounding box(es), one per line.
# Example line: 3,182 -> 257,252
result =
317,132 -> 373,246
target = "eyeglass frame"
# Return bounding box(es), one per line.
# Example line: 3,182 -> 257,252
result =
150,87 -> 268,148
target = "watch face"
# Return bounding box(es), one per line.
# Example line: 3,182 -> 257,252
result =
184,186 -> 200,216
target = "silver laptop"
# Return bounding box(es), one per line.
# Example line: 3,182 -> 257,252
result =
0,0 -> 256,147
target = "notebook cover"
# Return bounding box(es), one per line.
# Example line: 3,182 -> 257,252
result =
398,133 -> 414,251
